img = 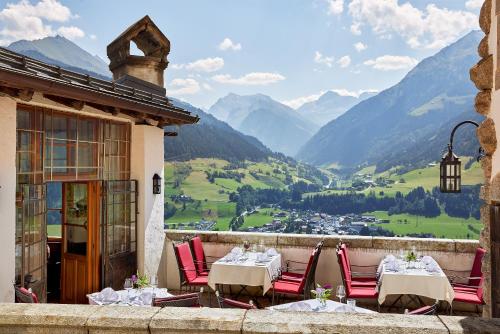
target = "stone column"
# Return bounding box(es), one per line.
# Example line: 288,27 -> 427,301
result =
0,96 -> 17,302
130,124 -> 165,278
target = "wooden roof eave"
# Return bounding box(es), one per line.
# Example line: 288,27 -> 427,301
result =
0,68 -> 199,125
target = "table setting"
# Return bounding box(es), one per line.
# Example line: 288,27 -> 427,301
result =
208,241 -> 281,295
377,249 -> 454,305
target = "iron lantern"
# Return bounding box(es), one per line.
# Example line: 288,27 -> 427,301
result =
153,173 -> 162,195
440,146 -> 461,193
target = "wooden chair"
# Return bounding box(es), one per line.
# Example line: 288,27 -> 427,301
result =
14,286 -> 38,303
215,291 -> 256,309
153,289 -> 203,307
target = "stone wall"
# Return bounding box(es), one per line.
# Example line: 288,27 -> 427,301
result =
0,303 -> 499,334
471,0 -> 497,318
162,231 -> 479,311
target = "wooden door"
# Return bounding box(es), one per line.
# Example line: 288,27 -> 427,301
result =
61,182 -> 100,304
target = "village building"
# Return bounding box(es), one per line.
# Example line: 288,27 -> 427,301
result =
0,16 -> 198,303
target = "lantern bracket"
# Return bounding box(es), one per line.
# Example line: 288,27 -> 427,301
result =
447,120 -> 483,161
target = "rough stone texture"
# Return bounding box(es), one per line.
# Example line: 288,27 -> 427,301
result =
481,155 -> 493,181
277,233 -> 331,248
455,239 -> 482,253
217,231 -> 279,245
489,173 -> 500,202
150,307 -> 245,334
480,184 -> 491,202
471,55 -> 493,90
479,35 -> 490,59
476,89 -> 491,116
372,237 -> 456,252
439,315 -> 500,333
480,0 -> 492,34
477,118 -> 497,155
243,310 -> 446,334
165,230 -> 219,243
86,305 -> 161,334
0,303 -> 101,334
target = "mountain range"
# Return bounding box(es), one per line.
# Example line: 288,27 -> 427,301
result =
7,36 -> 111,79
297,91 -> 376,126
297,30 -> 483,172
208,93 -> 318,156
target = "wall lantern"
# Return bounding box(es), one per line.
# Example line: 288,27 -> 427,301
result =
153,173 -> 162,195
440,120 -> 483,193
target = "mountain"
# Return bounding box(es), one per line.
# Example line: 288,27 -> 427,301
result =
208,93 -> 319,156
7,36 -> 111,79
297,31 -> 484,172
297,91 -> 376,126
164,99 -> 271,162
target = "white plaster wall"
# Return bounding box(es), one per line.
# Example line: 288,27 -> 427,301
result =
0,96 -> 17,302
130,125 -> 165,278
489,1 -> 500,179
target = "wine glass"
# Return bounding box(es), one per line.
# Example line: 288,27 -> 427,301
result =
336,285 -> 346,303
399,249 -> 405,260
149,275 -> 158,296
124,278 -> 133,301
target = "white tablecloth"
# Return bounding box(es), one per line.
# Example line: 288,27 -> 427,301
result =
87,287 -> 172,306
377,258 -> 454,305
208,251 -> 281,295
268,299 -> 376,314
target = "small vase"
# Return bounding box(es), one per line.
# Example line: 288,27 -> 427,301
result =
318,298 -> 327,308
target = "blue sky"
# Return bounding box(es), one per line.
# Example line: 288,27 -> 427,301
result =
0,0 -> 482,109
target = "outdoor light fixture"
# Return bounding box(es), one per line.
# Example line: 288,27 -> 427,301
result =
153,173 -> 162,194
440,120 -> 483,193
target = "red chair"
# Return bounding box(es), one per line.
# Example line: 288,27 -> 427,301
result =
189,236 -> 218,276
173,242 -> 209,291
153,290 -> 203,307
338,243 -> 377,287
407,301 -> 439,315
215,291 -> 256,309
281,241 -> 323,283
337,249 -> 378,302
450,248 -> 485,311
14,286 -> 38,303
270,248 -> 319,305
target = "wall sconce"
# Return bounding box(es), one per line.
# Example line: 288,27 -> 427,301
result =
153,173 -> 161,195
440,120 -> 483,193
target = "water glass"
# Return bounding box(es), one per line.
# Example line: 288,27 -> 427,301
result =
149,275 -> 158,296
124,278 -> 133,301
336,285 -> 346,303
347,299 -> 356,312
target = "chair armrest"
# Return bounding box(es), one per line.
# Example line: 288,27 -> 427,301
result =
351,264 -> 379,268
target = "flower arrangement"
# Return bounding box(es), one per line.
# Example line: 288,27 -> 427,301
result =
131,271 -> 149,289
405,251 -> 417,262
311,284 -> 332,307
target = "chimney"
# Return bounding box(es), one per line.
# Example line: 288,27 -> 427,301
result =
107,15 -> 170,96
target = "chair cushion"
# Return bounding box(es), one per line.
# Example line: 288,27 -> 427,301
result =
351,280 -> 377,287
281,272 -> 304,283
453,286 -> 478,293
272,280 -> 302,294
189,276 -> 209,285
191,237 -> 206,275
175,242 -> 197,282
198,271 -> 209,277
348,287 -> 378,299
454,290 -> 483,305
469,247 -> 485,287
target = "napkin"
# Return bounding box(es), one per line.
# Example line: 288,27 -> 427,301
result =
422,256 -> 433,265
231,247 -> 243,255
385,254 -> 396,263
256,253 -> 268,261
139,291 -> 153,306
266,248 -> 278,257
426,261 -> 439,273
385,259 -> 399,272
96,287 -> 119,303
334,304 -> 353,313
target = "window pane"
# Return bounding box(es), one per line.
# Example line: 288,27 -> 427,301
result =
52,114 -> 76,140
65,225 -> 86,255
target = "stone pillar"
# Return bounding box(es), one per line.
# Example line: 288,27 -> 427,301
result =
130,124 -> 165,278
0,96 -> 17,302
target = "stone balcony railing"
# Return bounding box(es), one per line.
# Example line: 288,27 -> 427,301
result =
2,303 -> 500,333
161,230 -> 478,310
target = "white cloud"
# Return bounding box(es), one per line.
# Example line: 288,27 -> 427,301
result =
348,0 -> 478,49
57,26 -> 84,40
364,55 -> 418,71
89,34 -> 97,40
314,51 -> 334,67
0,0 -> 82,44
212,72 -> 285,85
167,78 -> 201,96
173,57 -> 224,72
465,0 -> 483,10
331,88 -> 379,97
218,37 -> 241,51
326,0 -> 344,15
350,22 -> 361,35
337,55 -> 351,68
354,42 -> 367,52
282,91 -> 326,109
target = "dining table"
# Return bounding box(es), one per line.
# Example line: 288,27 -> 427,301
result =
87,287 -> 172,306
268,299 -> 376,314
377,255 -> 455,306
208,248 -> 281,296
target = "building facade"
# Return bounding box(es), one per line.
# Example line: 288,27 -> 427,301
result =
0,16 -> 198,303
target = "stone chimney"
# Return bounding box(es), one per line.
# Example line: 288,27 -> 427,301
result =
107,15 -> 170,96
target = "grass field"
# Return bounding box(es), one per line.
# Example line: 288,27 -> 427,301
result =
367,211 -> 482,239
47,225 -> 61,237
240,208 -> 286,229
